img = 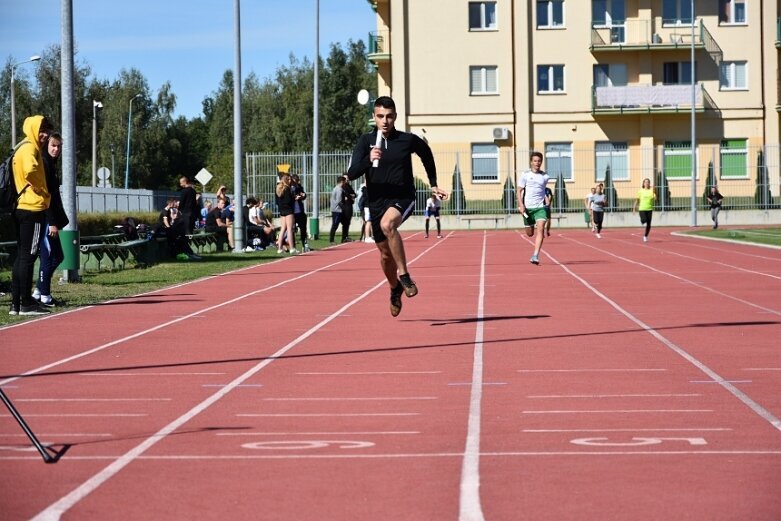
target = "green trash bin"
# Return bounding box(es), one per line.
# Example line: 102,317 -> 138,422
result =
59,230 -> 80,270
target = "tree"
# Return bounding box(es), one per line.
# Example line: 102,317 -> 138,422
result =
754,149 -> 773,209
501,174 -> 515,214
655,169 -> 672,210
702,160 -> 716,208
603,165 -> 618,210
552,173 -> 569,212
449,163 -> 466,215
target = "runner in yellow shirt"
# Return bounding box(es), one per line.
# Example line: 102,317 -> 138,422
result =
632,178 -> 656,243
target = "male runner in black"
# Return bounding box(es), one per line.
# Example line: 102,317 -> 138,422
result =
347,96 -> 448,317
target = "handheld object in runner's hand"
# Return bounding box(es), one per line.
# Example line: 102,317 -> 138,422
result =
372,131 -> 383,168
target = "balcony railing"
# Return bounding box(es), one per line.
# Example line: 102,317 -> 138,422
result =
591,19 -> 709,51
367,30 -> 391,63
592,83 -> 713,114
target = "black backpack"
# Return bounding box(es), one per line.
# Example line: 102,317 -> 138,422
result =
0,143 -> 28,214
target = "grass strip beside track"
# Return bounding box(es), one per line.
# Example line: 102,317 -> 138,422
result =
683,227 -> 781,248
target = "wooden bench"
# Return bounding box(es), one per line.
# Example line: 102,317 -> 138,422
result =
186,232 -> 217,253
80,233 -> 125,245
79,238 -> 153,271
459,215 -> 509,230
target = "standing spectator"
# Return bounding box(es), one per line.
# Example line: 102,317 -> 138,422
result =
340,175 -> 356,243
178,175 -> 199,233
424,192 -> 442,239
516,151 -> 551,265
358,181 -> 374,243
275,172 -> 297,254
216,185 -> 230,205
33,132 -> 68,308
543,186 -> 554,237
328,176 -> 346,244
9,115 -> 53,316
591,183 -> 607,238
708,187 -> 724,229
584,187 -> 596,231
346,96 -> 447,317
290,174 -> 310,252
221,201 -> 236,250
205,199 -> 230,251
632,177 -> 657,242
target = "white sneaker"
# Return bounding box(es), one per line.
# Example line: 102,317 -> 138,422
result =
364,237 -> 375,243
244,246 -> 254,252
643,236 -> 648,243
303,244 -> 311,252
277,249 -> 283,254
32,289 -> 41,301
596,233 -> 601,239
289,248 -> 298,255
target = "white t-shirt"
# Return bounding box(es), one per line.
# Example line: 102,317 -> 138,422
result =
426,197 -> 441,210
517,170 -> 550,208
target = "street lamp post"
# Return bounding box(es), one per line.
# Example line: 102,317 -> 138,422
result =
91,100 -> 103,187
124,94 -> 142,189
689,0 -> 697,226
109,143 -> 116,188
10,55 -> 41,149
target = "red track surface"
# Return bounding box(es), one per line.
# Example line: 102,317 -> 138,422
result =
1,228 -> 780,520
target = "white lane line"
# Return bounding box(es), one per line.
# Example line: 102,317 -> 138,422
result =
236,413 -> 419,417
78,373 -> 224,377
30,237 -> 448,521
459,231 -> 487,521
523,428 -> 731,433
1,414 -> 148,418
522,409 -> 712,414
690,380 -> 752,384
0,433 -> 114,438
744,368 -> 781,371
262,397 -> 437,401
645,244 -> 781,280
538,244 -> 781,433
527,394 -> 701,399
449,382 -> 506,386
15,398 -> 172,402
295,371 -> 442,375
2,249 -> 375,389
517,369 -> 666,373
216,431 -> 421,436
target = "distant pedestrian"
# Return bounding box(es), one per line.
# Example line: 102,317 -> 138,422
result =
632,177 -> 656,242
591,183 -> 606,238
178,175 -> 199,233
424,192 -> 442,239
708,187 -> 724,229
340,175 -> 356,243
275,171 -> 297,254
328,176 -> 346,244
290,174 -> 310,251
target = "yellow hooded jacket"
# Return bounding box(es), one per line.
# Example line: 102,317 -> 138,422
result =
11,115 -> 51,211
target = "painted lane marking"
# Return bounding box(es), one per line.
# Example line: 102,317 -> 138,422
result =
236,413 -> 420,417
522,409 -> 712,414
571,437 -> 708,447
15,398 -> 171,402
216,431 -> 420,436
202,384 -> 263,388
517,368 -> 666,373
241,440 -> 375,450
449,382 -> 507,386
0,433 -> 113,438
542,240 -> 781,433
690,380 -> 752,384
523,428 -> 731,433
78,372 -> 225,377
459,231 -> 487,521
1,413 -> 147,418
30,235 -> 452,521
528,394 -> 700,399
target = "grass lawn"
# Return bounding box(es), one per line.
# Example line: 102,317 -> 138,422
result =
684,227 -> 781,248
0,236 -> 346,327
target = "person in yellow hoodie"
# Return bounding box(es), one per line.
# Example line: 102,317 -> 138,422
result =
9,115 -> 54,316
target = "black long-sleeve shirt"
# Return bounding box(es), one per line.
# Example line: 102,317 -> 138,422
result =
347,128 -> 437,202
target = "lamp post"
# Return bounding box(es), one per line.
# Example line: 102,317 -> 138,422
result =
109,143 -> 116,188
689,0 -> 697,226
124,94 -> 142,189
10,55 -> 41,149
91,100 -> 103,187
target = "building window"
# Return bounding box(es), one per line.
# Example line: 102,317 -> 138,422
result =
720,139 -> 748,178
663,61 -> 695,84
593,64 -> 628,87
663,141 -> 693,179
469,2 -> 497,30
719,0 -> 746,24
595,142 -> 629,181
470,66 -> 498,95
544,143 -> 573,180
662,0 -> 693,25
537,65 -> 565,93
720,61 -> 747,90
471,144 -> 500,182
537,0 -> 564,28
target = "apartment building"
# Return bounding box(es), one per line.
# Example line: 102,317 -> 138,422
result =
365,0 -> 780,208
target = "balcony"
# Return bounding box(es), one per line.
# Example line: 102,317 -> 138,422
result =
367,30 -> 391,64
592,83 -> 714,115
590,19 -> 721,64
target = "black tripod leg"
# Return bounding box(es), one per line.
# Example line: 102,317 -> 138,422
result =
0,388 -> 54,463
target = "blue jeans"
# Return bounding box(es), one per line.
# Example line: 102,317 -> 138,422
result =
37,220 -> 64,296
329,211 -> 342,242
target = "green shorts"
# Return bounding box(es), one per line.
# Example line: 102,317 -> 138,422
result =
523,207 -> 548,227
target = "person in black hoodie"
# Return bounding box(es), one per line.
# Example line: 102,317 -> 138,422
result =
347,96 -> 448,317
178,175 -> 199,233
33,133 -> 69,307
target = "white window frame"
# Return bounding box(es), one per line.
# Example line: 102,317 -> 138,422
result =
469,2 -> 498,31
544,142 -> 574,181
471,143 -> 500,183
470,66 -> 499,95
662,0 -> 694,26
537,0 -> 565,29
537,65 -> 565,93
720,61 -> 748,90
719,139 -> 749,179
595,142 -> 629,181
719,0 -> 747,25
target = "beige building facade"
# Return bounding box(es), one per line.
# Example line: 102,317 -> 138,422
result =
365,0 -> 780,209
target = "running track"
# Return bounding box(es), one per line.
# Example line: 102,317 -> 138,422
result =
1,228 -> 779,520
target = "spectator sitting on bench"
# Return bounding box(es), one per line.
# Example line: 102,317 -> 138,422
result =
155,199 -> 200,261
205,198 -> 231,251
200,199 -> 212,229
245,197 -> 274,250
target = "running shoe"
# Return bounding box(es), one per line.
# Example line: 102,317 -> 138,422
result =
530,254 -> 539,265
596,233 -> 602,239
19,303 -> 50,316
8,304 -> 19,316
437,235 -> 443,239
389,282 -> 404,317
643,236 -> 648,243
38,296 -> 63,308
399,273 -> 418,298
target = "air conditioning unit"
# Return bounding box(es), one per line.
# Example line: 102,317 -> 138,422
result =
493,127 -> 509,140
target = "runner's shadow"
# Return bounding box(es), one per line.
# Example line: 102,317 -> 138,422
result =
423,315 -> 549,326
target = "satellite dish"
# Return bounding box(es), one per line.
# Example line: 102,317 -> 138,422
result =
357,89 -> 370,106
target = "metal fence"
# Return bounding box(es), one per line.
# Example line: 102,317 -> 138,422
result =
244,144 -> 780,217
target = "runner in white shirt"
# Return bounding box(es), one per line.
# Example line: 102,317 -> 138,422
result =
516,151 -> 551,265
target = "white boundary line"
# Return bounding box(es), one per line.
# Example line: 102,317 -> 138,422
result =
30,232 -> 447,520
670,230 -> 781,251
459,231 -> 487,521
538,245 -> 781,433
